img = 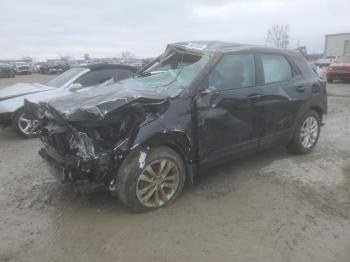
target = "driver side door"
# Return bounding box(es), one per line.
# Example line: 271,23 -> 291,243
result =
195,53 -> 264,167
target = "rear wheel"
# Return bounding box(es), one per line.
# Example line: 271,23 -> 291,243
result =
287,110 -> 321,154
116,146 -> 186,213
327,76 -> 334,83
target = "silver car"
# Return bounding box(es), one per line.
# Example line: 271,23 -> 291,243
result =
0,64 -> 137,137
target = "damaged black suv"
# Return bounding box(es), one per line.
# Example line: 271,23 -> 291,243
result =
26,41 -> 327,212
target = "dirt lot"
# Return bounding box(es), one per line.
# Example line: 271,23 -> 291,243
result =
0,75 -> 349,262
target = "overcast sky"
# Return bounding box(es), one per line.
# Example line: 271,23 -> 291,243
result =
1,0 -> 349,60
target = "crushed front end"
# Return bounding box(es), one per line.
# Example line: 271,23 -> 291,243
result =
24,96 -> 167,186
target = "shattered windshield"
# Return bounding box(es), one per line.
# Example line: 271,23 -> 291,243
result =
46,68 -> 86,88
120,52 -> 210,97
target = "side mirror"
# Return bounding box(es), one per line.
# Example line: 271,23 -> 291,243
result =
69,83 -> 83,91
198,77 -> 212,96
199,88 -> 211,95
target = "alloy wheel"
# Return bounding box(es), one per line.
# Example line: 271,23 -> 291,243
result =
18,113 -> 38,135
136,158 -> 180,208
300,116 -> 319,149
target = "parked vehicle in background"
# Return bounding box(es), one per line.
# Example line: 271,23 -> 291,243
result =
0,63 -> 15,78
25,41 -> 328,212
0,64 -> 137,137
40,60 -> 70,74
315,55 -> 338,67
34,61 -> 46,73
15,62 -> 32,75
326,54 -> 350,83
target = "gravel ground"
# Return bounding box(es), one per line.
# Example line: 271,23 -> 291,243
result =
0,75 -> 349,262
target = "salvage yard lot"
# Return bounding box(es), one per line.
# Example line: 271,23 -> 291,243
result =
0,75 -> 349,261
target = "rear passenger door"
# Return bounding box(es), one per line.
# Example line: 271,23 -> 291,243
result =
257,53 -> 308,147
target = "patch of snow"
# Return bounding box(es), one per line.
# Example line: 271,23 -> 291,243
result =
139,151 -> 147,169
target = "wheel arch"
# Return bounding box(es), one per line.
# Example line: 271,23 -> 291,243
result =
129,130 -> 196,184
309,105 -> 323,121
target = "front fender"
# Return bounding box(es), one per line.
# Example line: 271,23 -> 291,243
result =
128,105 -> 197,182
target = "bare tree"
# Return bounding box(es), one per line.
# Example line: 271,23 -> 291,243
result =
118,51 -> 137,60
266,24 -> 290,49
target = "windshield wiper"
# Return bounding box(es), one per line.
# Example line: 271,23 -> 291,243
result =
134,71 -> 167,78
134,72 -> 152,78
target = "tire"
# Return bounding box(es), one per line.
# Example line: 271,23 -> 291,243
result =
12,108 -> 38,138
287,110 -> 321,154
116,146 -> 186,213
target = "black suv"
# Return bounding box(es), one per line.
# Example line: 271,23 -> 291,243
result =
27,41 -> 327,212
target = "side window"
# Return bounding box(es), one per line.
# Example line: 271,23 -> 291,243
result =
117,69 -> 133,81
75,69 -> 117,87
261,54 -> 292,84
209,54 -> 255,91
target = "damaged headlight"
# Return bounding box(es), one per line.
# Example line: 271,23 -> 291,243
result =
69,132 -> 96,160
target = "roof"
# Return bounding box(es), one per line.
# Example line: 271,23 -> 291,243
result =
325,32 -> 350,37
168,40 -> 298,56
81,63 -> 138,72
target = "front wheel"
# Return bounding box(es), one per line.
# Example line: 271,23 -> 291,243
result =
287,110 -> 321,154
115,146 -> 186,213
13,108 -> 39,138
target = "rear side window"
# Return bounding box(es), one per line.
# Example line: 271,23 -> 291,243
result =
261,54 -> 292,84
209,54 -> 255,90
75,69 -> 118,87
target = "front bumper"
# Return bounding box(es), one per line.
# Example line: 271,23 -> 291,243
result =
16,70 -> 31,74
47,68 -> 63,74
326,71 -> 350,79
0,70 -> 14,77
39,145 -> 119,184
0,112 -> 13,127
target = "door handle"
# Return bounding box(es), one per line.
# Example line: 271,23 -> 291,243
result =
247,94 -> 262,101
296,86 -> 306,92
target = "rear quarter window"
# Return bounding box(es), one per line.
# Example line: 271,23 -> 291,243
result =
261,54 -> 292,83
290,54 -> 317,78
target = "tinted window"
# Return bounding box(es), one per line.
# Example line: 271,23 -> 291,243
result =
75,69 -> 118,87
209,54 -> 255,90
261,54 -> 292,83
117,69 -> 133,81
46,68 -> 86,87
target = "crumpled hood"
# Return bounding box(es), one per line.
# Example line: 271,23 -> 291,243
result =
0,83 -> 55,101
44,81 -> 168,122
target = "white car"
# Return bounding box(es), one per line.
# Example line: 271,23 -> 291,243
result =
15,62 -> 32,75
0,64 -> 137,137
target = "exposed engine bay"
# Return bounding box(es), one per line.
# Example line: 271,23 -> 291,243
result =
25,96 -> 169,185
